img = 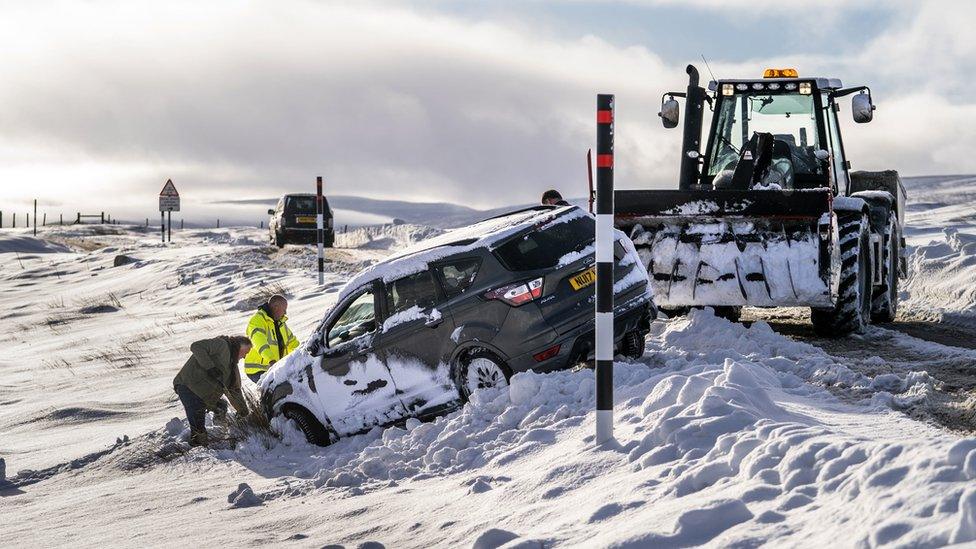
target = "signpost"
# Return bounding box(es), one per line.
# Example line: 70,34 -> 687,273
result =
159,179 -> 180,243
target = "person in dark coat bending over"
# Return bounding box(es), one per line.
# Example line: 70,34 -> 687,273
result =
173,335 -> 252,446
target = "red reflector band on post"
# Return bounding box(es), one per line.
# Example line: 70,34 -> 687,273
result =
596,154 -> 613,168
597,110 -> 613,124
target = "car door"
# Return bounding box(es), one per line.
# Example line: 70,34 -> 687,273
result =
309,281 -> 408,435
375,269 -> 458,417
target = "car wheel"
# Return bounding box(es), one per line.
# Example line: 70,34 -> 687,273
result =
454,350 -> 511,402
620,330 -> 646,359
274,231 -> 285,248
282,405 -> 336,446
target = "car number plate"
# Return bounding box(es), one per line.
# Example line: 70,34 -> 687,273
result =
295,216 -> 316,224
569,267 -> 596,291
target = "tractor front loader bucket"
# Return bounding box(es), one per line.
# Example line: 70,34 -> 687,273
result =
614,189 -> 838,308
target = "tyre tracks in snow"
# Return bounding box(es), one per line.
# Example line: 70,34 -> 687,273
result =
743,308 -> 976,434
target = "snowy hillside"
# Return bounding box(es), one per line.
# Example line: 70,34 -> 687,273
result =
2,178 -> 975,547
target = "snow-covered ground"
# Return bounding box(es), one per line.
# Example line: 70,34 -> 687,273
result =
2,177 -> 975,547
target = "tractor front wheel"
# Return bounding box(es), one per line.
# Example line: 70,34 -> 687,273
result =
811,212 -> 873,336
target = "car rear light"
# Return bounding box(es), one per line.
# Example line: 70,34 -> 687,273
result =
484,277 -> 544,307
533,344 -> 561,362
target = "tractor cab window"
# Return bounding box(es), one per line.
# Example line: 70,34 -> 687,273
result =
708,91 -> 824,187
824,96 -> 849,194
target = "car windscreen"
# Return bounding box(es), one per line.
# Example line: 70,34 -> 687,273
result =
493,214 -> 594,271
285,196 -> 318,214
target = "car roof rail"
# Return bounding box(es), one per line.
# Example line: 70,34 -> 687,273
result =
481,204 -> 569,222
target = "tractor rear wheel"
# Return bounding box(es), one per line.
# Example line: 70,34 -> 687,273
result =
871,213 -> 898,323
811,212 -> 873,336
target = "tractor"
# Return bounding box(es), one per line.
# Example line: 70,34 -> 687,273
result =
613,66 -> 906,335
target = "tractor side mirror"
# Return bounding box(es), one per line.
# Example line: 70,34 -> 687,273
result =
659,98 -> 680,129
267,209 -> 275,215
852,93 -> 875,123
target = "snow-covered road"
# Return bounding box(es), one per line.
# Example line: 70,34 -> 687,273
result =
1,175 -> 975,547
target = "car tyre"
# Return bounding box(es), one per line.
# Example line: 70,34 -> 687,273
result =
619,330 -> 646,359
282,405 -> 336,446
274,231 -> 285,248
454,350 -> 511,402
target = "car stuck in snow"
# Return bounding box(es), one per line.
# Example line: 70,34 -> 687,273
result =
259,205 -> 655,445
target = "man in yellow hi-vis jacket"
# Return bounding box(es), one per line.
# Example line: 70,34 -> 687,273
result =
244,295 -> 299,383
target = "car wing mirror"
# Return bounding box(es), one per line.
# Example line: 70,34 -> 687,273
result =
267,209 -> 275,215
852,93 -> 875,124
659,97 -> 680,129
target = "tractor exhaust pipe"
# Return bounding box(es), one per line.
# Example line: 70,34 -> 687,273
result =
679,64 -> 706,190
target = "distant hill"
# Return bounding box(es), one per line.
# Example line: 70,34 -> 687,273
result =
218,195 -> 587,229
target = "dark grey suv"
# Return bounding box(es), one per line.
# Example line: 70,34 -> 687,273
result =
268,193 -> 335,248
259,205 -> 654,445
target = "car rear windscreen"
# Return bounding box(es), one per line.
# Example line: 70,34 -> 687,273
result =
285,196 -> 318,214
493,214 -> 594,271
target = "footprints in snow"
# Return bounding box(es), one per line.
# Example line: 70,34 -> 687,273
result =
463,475 -> 511,494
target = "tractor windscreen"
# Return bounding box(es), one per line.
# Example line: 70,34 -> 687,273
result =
708,91 -> 824,183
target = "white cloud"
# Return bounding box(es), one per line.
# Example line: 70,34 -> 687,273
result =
0,0 -> 973,222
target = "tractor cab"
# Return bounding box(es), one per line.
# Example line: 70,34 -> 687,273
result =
659,67 -> 876,196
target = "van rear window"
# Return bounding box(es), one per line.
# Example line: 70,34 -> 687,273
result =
493,215 -> 594,271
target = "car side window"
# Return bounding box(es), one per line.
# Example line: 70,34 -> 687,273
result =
434,258 -> 482,299
386,271 -> 439,314
327,289 -> 377,347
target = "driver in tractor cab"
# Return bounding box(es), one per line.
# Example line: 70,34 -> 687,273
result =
699,69 -> 845,193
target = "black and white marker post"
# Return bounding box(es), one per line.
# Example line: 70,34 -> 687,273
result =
316,176 -> 325,286
595,94 -> 615,444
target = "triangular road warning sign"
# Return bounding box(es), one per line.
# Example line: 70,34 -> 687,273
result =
160,179 -> 179,197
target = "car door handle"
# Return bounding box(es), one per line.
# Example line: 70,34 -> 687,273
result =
425,318 -> 444,328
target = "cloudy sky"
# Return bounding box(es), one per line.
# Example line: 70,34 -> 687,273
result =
1,0 -> 974,223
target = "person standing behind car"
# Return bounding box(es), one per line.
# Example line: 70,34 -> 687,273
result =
173,335 -> 251,447
243,294 -> 299,383
541,189 -> 570,206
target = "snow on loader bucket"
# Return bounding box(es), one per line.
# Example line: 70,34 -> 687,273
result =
614,188 -> 838,308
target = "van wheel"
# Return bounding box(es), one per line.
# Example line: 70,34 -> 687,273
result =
620,330 -> 646,359
282,405 -> 336,446
871,213 -> 898,323
811,212 -> 872,336
454,350 -> 511,402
